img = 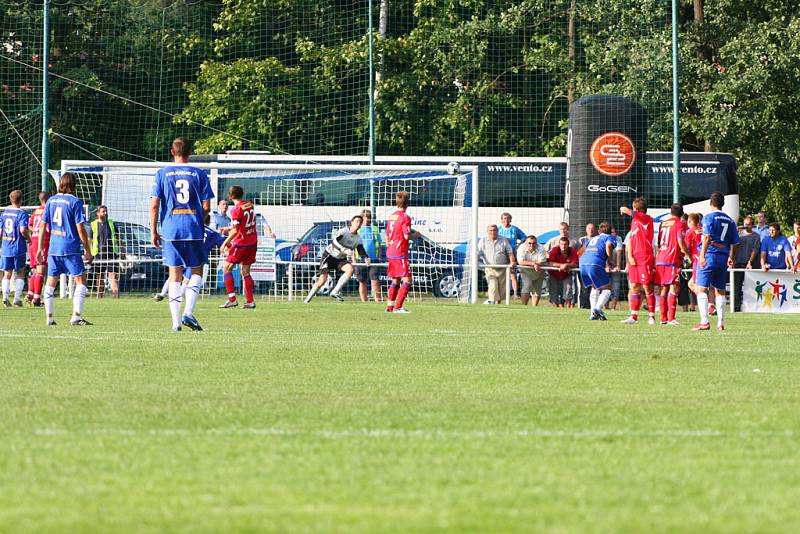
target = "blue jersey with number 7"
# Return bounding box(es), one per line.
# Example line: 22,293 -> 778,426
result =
151,165 -> 214,241
702,210 -> 739,256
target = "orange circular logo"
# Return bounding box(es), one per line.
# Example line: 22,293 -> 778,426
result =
589,132 -> 636,176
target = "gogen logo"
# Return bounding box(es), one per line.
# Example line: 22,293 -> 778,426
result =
590,132 -> 636,177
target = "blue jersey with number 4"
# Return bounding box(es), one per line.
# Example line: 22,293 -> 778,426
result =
42,194 -> 87,256
1,207 -> 29,257
151,165 -> 214,241
579,233 -> 614,267
702,211 -> 739,256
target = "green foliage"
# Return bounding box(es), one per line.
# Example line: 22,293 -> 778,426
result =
680,2 -> 800,223
2,1 -> 799,220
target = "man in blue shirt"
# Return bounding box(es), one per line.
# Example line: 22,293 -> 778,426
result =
498,212 -> 526,300
578,221 -> 615,321
759,223 -> 795,272
356,209 -> 384,302
150,137 -> 214,332
1,190 -> 30,306
38,174 -> 93,326
694,192 -> 739,332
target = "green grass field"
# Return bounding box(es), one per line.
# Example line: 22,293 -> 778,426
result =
1,298 -> 799,532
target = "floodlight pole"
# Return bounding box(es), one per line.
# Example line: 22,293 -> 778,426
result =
671,0 -> 680,203
41,0 -> 50,191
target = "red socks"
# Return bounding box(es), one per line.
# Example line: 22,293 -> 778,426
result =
646,293 -> 656,316
659,295 -> 668,323
667,292 -> 678,322
224,272 -> 236,301
629,292 -> 641,317
386,284 -> 399,311
243,275 -> 254,304
395,282 -> 411,309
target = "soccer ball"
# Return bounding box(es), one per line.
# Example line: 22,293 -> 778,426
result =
447,161 -> 460,175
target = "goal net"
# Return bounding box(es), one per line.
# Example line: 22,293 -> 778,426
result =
57,161 -> 479,303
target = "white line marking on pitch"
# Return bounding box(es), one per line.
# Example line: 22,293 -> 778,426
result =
26,427 -> 798,439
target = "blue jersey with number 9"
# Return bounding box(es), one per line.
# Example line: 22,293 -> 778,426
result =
151,165 -> 214,241
702,211 -> 739,256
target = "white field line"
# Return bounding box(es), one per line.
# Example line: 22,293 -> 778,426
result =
24,427 -> 799,439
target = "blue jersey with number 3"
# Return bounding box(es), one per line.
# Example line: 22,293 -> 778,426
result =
42,194 -> 87,256
151,165 -> 214,241
702,211 -> 739,256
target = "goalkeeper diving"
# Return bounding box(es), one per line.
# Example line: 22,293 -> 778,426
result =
304,215 -> 370,303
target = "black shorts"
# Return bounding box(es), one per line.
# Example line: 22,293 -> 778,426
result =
93,253 -> 120,274
319,252 -> 349,274
355,264 -> 382,282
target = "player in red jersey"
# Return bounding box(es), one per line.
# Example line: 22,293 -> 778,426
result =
620,197 -> 656,325
219,186 -> 258,309
25,191 -> 50,307
684,212 -> 703,290
654,204 -> 690,325
385,191 -> 420,313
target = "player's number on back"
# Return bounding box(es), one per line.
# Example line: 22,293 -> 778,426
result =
52,206 -> 63,228
243,210 -> 255,229
175,179 -> 190,204
719,222 -> 729,241
3,217 -> 13,235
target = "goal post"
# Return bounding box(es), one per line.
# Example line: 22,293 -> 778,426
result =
58,161 -> 480,303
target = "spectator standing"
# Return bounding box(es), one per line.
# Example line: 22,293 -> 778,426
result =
498,212 -> 526,300
753,211 -> 769,240
516,235 -> 547,306
545,222 -> 576,305
760,223 -> 795,272
787,219 -> 800,268
477,224 -> 516,304
546,237 -> 578,308
733,216 -> 761,311
89,205 -> 125,298
210,199 -> 230,231
356,209 -> 384,302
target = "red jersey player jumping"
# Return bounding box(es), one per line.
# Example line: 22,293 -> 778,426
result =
654,203 -> 690,325
385,191 -> 420,313
26,191 -> 50,307
220,185 -> 258,309
620,197 -> 656,325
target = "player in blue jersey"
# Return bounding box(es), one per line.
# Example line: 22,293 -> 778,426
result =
37,174 -> 93,326
578,221 -> 616,321
1,190 -> 30,307
154,213 -> 226,301
150,137 -> 214,332
693,192 -> 739,331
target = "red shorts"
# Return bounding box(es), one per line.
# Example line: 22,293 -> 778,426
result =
226,245 -> 257,266
654,265 -> 680,286
627,257 -> 654,285
28,241 -> 47,267
387,257 -> 409,278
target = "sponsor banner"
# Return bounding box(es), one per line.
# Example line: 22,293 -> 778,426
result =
742,271 -> 800,313
251,237 -> 276,282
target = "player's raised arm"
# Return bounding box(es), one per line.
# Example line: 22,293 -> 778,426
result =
149,196 -> 161,247
620,206 -> 632,217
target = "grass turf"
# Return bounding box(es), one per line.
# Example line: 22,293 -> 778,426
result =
1,298 -> 799,532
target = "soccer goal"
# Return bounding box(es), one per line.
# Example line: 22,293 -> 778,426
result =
57,161 -> 480,303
